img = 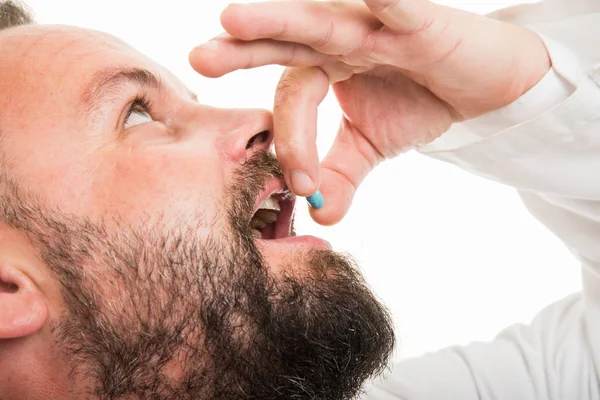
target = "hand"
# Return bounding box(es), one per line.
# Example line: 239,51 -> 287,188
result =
189,0 -> 551,225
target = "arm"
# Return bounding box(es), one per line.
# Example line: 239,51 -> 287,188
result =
362,294 -> 597,400
420,1 -> 600,267
364,1 -> 600,398
189,1 -> 600,395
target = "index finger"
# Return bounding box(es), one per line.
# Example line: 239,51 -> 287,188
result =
273,66 -> 330,197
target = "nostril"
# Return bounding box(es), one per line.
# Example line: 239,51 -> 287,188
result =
245,130 -> 270,150
0,280 -> 18,293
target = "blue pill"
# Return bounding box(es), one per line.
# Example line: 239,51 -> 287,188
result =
306,190 -> 324,209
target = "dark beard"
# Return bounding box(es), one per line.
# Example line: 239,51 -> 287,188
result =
1,152 -> 395,399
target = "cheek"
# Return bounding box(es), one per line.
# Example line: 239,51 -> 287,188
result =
1,122 -> 97,211
91,147 -> 227,230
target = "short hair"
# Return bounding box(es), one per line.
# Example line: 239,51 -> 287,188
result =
0,0 -> 34,30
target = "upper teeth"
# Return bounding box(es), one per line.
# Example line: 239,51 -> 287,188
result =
250,196 -> 281,239
258,196 -> 281,211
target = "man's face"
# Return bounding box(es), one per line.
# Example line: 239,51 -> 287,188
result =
0,25 -> 394,399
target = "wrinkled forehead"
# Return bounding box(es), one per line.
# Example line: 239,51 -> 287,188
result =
0,24 -> 187,118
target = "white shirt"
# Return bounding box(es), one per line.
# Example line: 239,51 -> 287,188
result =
361,0 -> 600,398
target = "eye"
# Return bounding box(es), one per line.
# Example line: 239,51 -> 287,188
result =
124,96 -> 154,129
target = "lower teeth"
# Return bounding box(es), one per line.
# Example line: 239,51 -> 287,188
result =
251,229 -> 262,238
251,218 -> 267,229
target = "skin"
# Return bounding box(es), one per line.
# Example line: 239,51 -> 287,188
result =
0,26 -> 273,226
0,24 -> 275,398
190,0 -> 551,226
0,0 -> 552,397
0,22 -> 394,400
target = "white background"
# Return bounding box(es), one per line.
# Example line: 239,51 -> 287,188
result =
25,0 -> 581,361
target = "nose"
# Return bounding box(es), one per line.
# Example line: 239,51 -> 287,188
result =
218,109 -> 274,162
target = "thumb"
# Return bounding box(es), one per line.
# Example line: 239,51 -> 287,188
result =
309,119 -> 382,226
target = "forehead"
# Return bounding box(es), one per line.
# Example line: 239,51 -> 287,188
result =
0,25 -> 188,112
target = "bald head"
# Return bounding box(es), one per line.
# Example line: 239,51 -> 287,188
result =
0,0 -> 32,150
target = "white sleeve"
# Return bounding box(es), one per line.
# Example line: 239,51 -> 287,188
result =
362,294 -> 598,400
362,1 -> 600,398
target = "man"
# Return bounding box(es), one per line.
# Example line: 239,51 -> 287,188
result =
0,2 -> 396,399
1,1 -> 599,400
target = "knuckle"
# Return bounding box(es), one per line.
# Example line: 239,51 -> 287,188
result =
368,0 -> 401,13
307,1 -> 346,51
276,17 -> 290,40
321,62 -> 352,83
411,13 -> 436,35
285,42 -> 299,65
242,49 -> 255,70
274,72 -> 302,106
310,18 -> 335,50
351,28 -> 381,64
327,0 -> 348,13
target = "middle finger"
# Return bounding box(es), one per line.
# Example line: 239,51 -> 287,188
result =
220,1 -> 382,55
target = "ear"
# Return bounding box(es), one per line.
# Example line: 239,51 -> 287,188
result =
0,265 -> 48,338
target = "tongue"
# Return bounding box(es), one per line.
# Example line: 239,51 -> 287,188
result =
261,222 -> 276,240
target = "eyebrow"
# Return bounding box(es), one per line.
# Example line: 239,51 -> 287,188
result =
80,67 -> 198,113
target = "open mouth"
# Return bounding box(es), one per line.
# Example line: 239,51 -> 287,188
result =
249,186 -> 295,240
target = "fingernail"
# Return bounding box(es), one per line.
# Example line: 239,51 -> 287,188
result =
290,171 -> 314,195
306,191 -> 324,209
201,40 -> 220,51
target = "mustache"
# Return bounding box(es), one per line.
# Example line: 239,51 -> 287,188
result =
228,151 -> 284,229
240,150 -> 283,180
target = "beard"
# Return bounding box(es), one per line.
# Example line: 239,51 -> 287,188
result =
1,152 -> 395,400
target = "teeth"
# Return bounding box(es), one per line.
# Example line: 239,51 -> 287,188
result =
250,196 -> 281,238
258,196 -> 281,212
250,218 -> 267,229
251,229 -> 262,238
255,210 -> 278,224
